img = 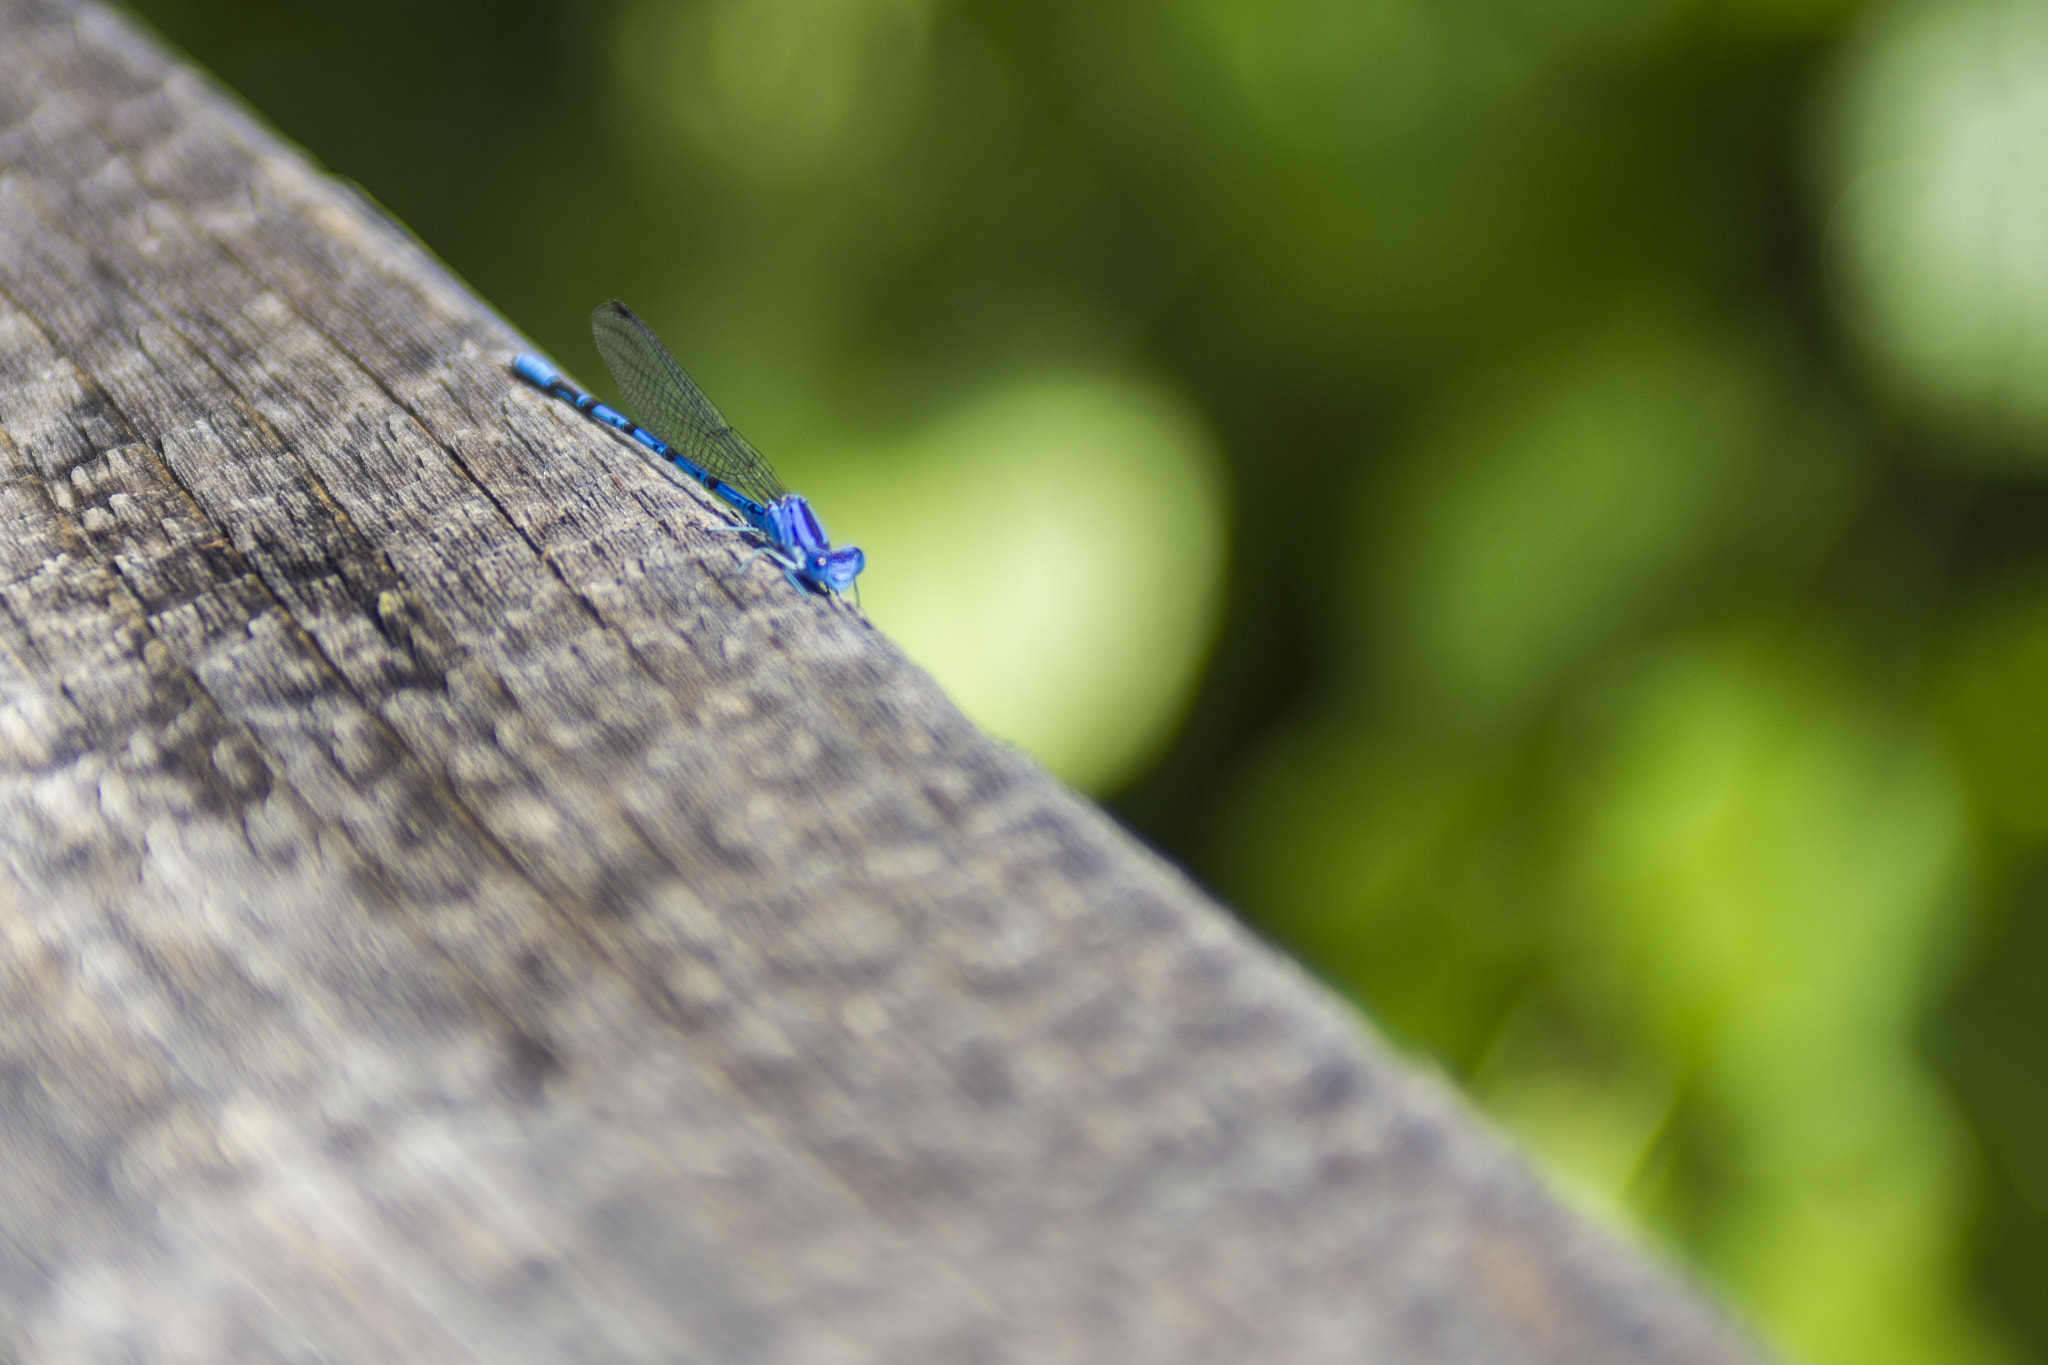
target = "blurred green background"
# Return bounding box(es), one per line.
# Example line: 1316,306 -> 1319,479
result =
114,0 -> 2048,1358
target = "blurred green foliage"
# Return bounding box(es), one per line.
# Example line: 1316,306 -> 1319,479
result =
116,0 -> 2048,1358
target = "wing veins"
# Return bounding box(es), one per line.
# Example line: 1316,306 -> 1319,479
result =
590,301 -> 787,505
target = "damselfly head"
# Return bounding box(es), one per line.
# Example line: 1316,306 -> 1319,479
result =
815,545 -> 866,596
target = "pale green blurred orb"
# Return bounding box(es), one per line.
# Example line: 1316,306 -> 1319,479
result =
1566,632 -> 1982,1365
806,378 -> 1228,793
611,0 -> 931,185
1829,0 -> 2048,453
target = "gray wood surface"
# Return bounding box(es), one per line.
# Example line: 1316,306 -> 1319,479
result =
0,2 -> 1768,1360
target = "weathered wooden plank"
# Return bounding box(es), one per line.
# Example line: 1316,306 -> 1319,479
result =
0,1 -> 1767,1360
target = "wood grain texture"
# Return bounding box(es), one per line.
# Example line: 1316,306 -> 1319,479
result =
0,2 -> 1767,1360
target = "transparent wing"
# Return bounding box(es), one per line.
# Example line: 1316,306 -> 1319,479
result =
589,301 -> 788,505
